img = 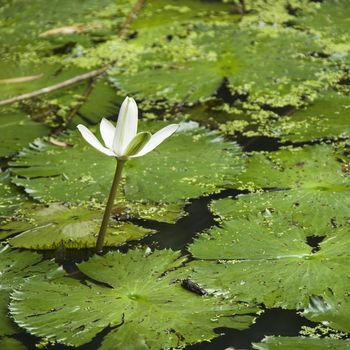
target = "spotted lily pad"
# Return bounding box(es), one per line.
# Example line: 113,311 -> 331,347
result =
271,90 -> 350,142
210,189 -> 350,236
0,245 -> 54,336
10,123 -> 242,220
253,336 -> 350,350
296,0 -> 350,58
232,144 -> 350,233
185,216 -> 350,309
238,144 -> 349,190
110,22 -> 329,106
10,249 -> 258,349
0,203 -> 151,250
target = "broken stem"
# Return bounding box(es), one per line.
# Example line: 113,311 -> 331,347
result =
96,159 -> 126,252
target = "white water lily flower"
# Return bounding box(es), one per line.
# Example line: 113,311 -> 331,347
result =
77,97 -> 179,159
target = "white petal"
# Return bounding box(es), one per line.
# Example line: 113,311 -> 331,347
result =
77,125 -> 115,156
100,118 -> 115,149
113,97 -> 138,155
131,124 -> 179,158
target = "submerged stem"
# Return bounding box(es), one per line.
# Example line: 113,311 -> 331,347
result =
96,159 -> 126,252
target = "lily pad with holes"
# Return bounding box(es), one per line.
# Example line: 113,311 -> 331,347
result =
271,90 -> 350,142
0,110 -> 50,158
0,245 -> 55,336
303,294 -> 350,333
185,215 -> 350,309
0,203 -> 151,250
10,122 -> 242,220
10,249 -> 258,349
253,336 -> 350,350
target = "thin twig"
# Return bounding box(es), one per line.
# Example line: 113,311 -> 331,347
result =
119,0 -> 146,39
0,68 -> 106,107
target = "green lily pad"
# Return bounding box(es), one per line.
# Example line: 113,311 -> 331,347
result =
10,123 -> 242,219
0,337 -> 26,350
296,0 -> 350,58
0,245 -> 54,336
271,90 -> 350,142
232,145 -> 350,234
303,294 -> 350,333
110,22 -> 329,106
0,109 -> 50,158
211,189 -> 350,236
0,171 -> 25,219
0,203 -> 151,250
185,217 -> 350,309
253,336 -> 350,350
10,249 -> 258,349
0,0 -> 133,58
238,144 -> 349,190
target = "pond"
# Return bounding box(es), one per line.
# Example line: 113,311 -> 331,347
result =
1,0 -> 350,349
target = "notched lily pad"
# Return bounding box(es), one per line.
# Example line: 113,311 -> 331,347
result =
1,203 -> 152,250
185,217 -> 350,309
10,249 -> 258,349
253,336 -> 350,350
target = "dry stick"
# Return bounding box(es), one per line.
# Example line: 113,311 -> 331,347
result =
0,68 -> 106,107
0,0 -> 147,109
119,0 -> 146,39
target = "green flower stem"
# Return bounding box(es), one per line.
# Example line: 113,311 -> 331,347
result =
96,159 -> 126,252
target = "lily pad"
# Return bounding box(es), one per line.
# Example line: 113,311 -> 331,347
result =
253,336 -> 350,350
271,90 -> 350,142
303,294 -> 350,333
238,144 -> 349,190
0,245 -> 54,336
0,171 -> 25,219
296,0 -> 350,58
10,123 -> 242,218
10,249 -> 258,349
110,22 -> 329,106
0,203 -> 151,250
232,144 -> 350,234
0,0 -> 133,58
185,218 -> 350,309
0,109 -> 50,158
0,337 -> 26,350
210,189 -> 350,236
